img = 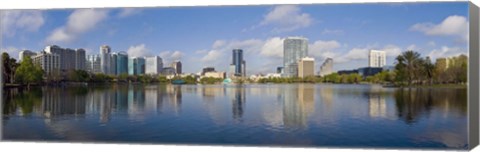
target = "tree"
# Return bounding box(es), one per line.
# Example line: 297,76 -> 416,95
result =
15,57 -> 44,89
422,57 -> 435,84
395,50 -> 423,86
2,53 -> 19,84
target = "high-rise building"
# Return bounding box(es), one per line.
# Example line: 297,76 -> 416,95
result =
241,60 -> 246,77
110,53 -> 118,75
368,50 -> 386,68
283,37 -> 308,77
229,64 -> 236,78
170,61 -> 182,75
319,58 -> 333,76
116,52 -> 129,75
100,45 -> 111,74
32,51 -> 60,75
161,67 -> 176,76
75,49 -> 86,71
232,49 -> 244,77
86,55 -> 102,74
128,57 -> 145,75
19,50 -> 37,61
145,56 -> 163,75
45,45 -> 76,71
298,57 -> 315,78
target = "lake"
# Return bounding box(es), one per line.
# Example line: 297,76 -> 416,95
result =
2,84 -> 468,149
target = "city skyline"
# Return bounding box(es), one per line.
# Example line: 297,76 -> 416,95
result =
1,2 -> 469,74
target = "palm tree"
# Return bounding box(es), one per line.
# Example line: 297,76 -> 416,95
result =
395,50 -> 422,86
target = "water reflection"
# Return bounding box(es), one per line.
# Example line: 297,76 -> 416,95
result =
2,84 -> 468,149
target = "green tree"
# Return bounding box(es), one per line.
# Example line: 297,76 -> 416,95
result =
395,50 -> 422,86
15,57 -> 44,89
2,53 -> 19,84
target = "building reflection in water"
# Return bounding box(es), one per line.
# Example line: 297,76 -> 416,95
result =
367,86 -> 387,118
231,85 -> 246,120
281,84 -> 315,129
42,87 -> 87,118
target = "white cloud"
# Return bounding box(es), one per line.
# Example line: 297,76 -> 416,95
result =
309,40 -> 342,59
1,47 -> 20,60
321,29 -> 344,35
428,46 -> 466,60
1,10 -> 44,37
410,15 -> 468,42
212,40 -> 226,49
258,5 -> 313,33
427,41 -> 436,47
160,50 -> 184,63
127,44 -> 150,57
46,9 -> 109,44
260,37 -> 284,58
118,8 -> 142,18
201,50 -> 222,62
336,44 -> 402,63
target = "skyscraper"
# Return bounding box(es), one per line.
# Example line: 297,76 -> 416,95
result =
45,45 -> 76,71
368,50 -> 386,68
110,53 -> 117,75
128,57 -> 145,75
298,57 -> 315,78
171,61 -> 182,75
145,56 -> 163,75
116,52 -> 129,75
32,51 -> 60,75
86,55 -> 102,74
100,45 -> 111,74
319,58 -> 333,77
283,37 -> 308,77
231,49 -> 244,77
75,49 -> 86,71
19,50 -> 36,61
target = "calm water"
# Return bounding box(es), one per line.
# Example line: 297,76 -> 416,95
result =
2,84 -> 468,149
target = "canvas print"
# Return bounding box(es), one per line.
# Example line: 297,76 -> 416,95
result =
0,2 -> 472,150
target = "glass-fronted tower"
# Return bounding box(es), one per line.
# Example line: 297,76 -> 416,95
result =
232,49 -> 244,77
100,45 -> 111,74
116,52 -> 129,75
283,37 -> 308,77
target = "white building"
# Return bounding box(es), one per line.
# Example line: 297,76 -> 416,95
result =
298,57 -> 315,78
145,56 -> 163,75
44,45 -> 76,71
100,45 -> 111,74
32,51 -> 60,75
87,55 -> 102,74
368,50 -> 386,68
204,71 -> 226,79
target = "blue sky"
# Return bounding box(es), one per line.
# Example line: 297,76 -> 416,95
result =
1,2 -> 469,74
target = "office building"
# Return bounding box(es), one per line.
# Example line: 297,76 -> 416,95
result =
202,67 -> 216,75
229,64 -> 236,78
19,50 -> 37,61
319,58 -> 333,76
128,57 -> 145,75
283,37 -> 308,77
116,52 -> 129,75
204,71 -> 226,79
32,51 -> 60,75
170,60 -> 182,75
161,67 -> 176,76
368,50 -> 386,68
241,60 -> 246,77
298,57 -> 315,78
100,45 -> 111,74
75,49 -> 86,71
45,45 -> 76,71
231,49 -> 245,77
110,53 -> 117,75
145,56 -> 163,75
86,55 -> 102,74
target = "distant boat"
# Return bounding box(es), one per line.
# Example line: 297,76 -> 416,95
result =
172,79 -> 186,84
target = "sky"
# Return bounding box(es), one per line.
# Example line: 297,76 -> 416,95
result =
0,2 -> 470,75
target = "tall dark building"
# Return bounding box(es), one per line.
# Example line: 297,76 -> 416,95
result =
232,49 -> 244,76
171,61 -> 182,75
